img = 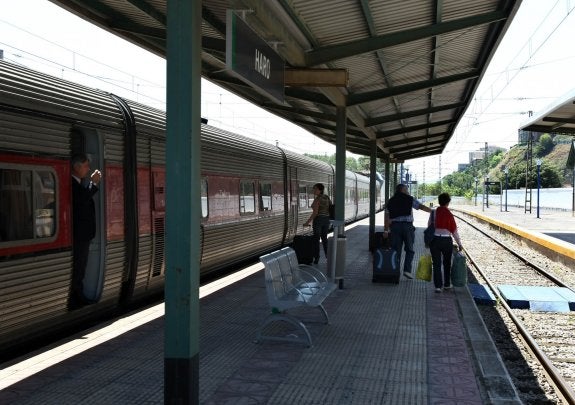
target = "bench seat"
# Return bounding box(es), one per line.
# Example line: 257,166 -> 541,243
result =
255,248 -> 336,347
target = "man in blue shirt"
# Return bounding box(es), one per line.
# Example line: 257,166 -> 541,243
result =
383,184 -> 432,279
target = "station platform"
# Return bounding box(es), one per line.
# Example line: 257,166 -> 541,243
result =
0,210 -> 521,404
452,203 -> 575,244
452,203 -> 575,268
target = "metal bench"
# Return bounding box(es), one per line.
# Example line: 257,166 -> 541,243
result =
255,248 -> 336,347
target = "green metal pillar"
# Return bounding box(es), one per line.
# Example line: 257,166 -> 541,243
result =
384,160 -> 390,204
369,141 -> 377,249
165,0 -> 201,403
335,106 -> 346,224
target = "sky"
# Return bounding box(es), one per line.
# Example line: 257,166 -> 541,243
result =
1,0 -> 575,183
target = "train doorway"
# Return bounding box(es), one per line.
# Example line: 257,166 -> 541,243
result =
71,128 -> 106,303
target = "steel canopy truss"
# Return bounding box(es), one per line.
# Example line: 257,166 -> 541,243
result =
49,0 -> 522,161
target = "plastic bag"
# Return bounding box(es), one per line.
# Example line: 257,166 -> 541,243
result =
416,254 -> 432,282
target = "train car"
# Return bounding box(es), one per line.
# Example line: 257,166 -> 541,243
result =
0,60 -> 383,354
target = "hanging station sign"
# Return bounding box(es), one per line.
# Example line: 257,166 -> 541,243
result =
226,11 -> 285,103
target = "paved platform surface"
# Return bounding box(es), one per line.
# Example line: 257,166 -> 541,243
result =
452,203 -> 575,245
1,210 -> 521,404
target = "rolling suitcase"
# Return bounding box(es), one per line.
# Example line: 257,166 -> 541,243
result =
372,247 -> 400,284
373,231 -> 390,251
293,234 -> 318,265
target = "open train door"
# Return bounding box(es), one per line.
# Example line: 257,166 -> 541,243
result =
71,128 -> 106,303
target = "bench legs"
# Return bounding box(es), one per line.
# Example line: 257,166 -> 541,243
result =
255,313 -> 313,347
254,305 -> 330,348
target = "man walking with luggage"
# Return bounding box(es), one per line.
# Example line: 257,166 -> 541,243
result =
383,184 -> 432,279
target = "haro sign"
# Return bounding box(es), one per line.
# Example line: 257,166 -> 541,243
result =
255,49 -> 270,79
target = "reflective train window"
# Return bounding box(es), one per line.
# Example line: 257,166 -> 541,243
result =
201,177 -> 208,218
298,185 -> 307,208
259,182 -> 272,211
239,181 -> 255,214
0,167 -> 56,242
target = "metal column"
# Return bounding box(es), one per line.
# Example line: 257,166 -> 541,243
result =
369,141 -> 377,250
332,106 -> 346,288
165,1 -> 201,403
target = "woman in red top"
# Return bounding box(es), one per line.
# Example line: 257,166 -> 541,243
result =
429,192 -> 463,293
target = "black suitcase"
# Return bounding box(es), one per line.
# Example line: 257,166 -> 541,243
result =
373,231 -> 391,251
293,234 -> 318,265
372,247 -> 400,284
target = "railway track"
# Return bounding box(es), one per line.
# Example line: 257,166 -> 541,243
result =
455,214 -> 575,404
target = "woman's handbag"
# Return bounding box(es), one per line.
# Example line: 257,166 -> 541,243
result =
416,254 -> 432,282
423,210 -> 435,247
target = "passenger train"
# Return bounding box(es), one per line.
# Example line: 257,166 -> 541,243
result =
0,60 -> 383,354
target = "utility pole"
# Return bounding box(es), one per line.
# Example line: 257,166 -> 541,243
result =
484,142 -> 488,175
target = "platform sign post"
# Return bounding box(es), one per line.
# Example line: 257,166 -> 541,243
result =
484,180 -> 500,210
474,177 -> 478,206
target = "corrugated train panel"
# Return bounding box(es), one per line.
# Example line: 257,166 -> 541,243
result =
0,111 -> 71,157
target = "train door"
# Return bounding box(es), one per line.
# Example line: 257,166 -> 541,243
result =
72,128 -> 106,302
285,166 -> 299,241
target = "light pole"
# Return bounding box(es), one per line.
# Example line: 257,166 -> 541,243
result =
504,167 -> 509,212
485,176 -> 489,209
405,168 -> 409,192
474,177 -> 478,206
536,159 -> 542,219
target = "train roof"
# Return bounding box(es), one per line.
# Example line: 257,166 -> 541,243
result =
48,0 -> 522,161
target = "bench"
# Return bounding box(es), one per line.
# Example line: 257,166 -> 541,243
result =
255,247 -> 337,347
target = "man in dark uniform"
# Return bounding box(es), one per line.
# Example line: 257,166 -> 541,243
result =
70,153 -> 101,308
383,184 -> 431,279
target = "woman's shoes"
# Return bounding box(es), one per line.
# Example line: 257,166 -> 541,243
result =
435,288 -> 442,293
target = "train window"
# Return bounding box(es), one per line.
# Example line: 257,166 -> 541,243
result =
0,167 -> 56,242
259,182 -> 272,211
201,178 -> 208,218
308,186 -> 315,208
239,181 -> 255,214
298,185 -> 307,208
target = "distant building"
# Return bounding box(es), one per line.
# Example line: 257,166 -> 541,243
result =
468,145 -> 506,165
518,129 -> 544,144
458,163 -> 470,172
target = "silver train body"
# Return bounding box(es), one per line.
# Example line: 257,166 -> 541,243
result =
0,61 -> 383,354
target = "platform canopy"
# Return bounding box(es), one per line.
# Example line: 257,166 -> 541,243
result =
50,0 -> 521,160
520,89 -> 575,136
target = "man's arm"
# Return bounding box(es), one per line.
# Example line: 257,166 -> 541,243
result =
383,210 -> 390,236
419,204 -> 432,213
413,198 -> 432,213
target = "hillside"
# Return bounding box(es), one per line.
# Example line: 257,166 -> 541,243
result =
487,141 -> 572,187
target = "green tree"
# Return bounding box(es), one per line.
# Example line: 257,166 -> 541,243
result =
532,163 -> 562,188
537,133 -> 553,155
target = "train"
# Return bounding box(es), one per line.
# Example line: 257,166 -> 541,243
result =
0,60 -> 383,354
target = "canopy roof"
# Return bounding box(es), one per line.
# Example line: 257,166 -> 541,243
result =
50,0 -> 522,160
520,89 -> 575,136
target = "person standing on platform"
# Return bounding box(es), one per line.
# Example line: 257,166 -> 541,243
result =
383,183 -> 432,279
70,153 -> 101,309
304,183 -> 331,264
429,192 -> 463,293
